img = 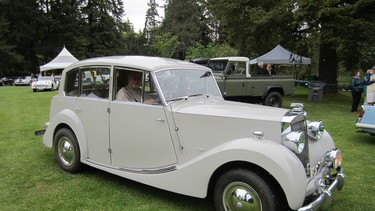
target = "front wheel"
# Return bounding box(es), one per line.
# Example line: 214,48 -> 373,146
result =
53,128 -> 82,173
214,169 -> 276,211
263,91 -> 282,107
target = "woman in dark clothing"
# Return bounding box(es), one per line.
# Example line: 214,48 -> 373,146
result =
351,71 -> 363,113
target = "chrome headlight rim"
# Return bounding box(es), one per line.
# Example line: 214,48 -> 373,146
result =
308,121 -> 325,140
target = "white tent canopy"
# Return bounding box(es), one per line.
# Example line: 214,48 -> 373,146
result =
250,44 -> 311,65
40,47 -> 79,72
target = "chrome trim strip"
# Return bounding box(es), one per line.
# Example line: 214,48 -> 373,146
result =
356,123 -> 375,129
86,159 -> 177,174
118,166 -> 177,174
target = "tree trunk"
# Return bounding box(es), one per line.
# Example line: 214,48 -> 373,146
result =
319,34 -> 338,94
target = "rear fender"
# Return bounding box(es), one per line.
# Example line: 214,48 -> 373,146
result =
263,86 -> 284,97
43,109 -> 88,160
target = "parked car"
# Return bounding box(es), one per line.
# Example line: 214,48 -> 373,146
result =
356,105 -> 375,135
53,75 -> 62,90
14,76 -> 35,86
31,76 -> 57,92
206,57 -> 295,107
0,77 -> 13,86
36,56 -> 344,211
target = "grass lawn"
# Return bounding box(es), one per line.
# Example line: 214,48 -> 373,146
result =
0,85 -> 374,210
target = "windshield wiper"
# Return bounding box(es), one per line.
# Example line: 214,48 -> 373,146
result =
188,93 -> 203,97
166,94 -> 203,103
200,71 -> 212,78
166,97 -> 185,103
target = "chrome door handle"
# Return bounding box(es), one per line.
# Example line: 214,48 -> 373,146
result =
156,118 -> 165,123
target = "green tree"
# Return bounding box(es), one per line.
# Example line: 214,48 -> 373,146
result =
162,0 -> 209,59
143,0 -> 161,55
37,0 -> 85,63
185,43 -> 238,59
81,0 -> 125,57
152,32 -> 180,58
0,0 -> 43,75
292,0 -> 375,93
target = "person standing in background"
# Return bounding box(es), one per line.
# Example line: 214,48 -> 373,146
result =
350,71 -> 363,113
363,69 -> 371,105
364,68 -> 375,105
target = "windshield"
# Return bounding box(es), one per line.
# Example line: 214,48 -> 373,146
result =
207,59 -> 228,72
155,69 -> 221,102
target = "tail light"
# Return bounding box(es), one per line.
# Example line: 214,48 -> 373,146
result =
356,111 -> 365,123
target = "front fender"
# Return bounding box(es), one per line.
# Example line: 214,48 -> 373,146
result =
43,109 -> 88,160
176,138 -> 307,209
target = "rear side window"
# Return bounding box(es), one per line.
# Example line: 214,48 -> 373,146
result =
64,66 -> 111,98
80,67 -> 110,99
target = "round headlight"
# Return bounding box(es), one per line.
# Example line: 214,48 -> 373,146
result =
308,121 -> 325,140
282,131 -> 305,154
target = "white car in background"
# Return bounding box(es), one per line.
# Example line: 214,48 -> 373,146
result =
31,76 -> 57,92
14,76 -> 35,86
36,56 -> 344,211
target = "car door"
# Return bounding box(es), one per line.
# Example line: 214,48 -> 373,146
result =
109,68 -> 177,169
74,66 -> 111,165
223,61 -> 247,97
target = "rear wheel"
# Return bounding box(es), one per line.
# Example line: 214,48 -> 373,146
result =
53,128 -> 82,173
263,91 -> 282,107
214,169 -> 276,211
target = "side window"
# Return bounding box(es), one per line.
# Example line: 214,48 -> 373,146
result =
228,61 -> 246,75
80,67 -> 110,99
65,68 -> 79,96
115,68 -> 160,104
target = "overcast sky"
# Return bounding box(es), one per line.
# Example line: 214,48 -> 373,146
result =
122,0 -> 165,32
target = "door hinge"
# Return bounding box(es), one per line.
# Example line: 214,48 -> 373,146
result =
107,108 -> 111,113
108,148 -> 112,153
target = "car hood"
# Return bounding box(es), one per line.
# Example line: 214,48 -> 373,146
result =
169,97 -> 288,122
168,97 -> 289,159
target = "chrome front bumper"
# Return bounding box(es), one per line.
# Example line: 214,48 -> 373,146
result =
298,168 -> 345,211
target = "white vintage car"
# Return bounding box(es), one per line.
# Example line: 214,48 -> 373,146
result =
37,56 -> 344,211
14,76 -> 35,86
31,76 -> 57,92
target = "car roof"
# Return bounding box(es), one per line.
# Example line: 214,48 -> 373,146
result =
209,57 -> 250,62
64,56 -> 209,72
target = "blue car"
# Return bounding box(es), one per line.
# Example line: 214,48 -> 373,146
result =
356,105 -> 375,135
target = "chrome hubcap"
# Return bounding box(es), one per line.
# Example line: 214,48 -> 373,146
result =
223,182 -> 262,211
57,137 -> 75,166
